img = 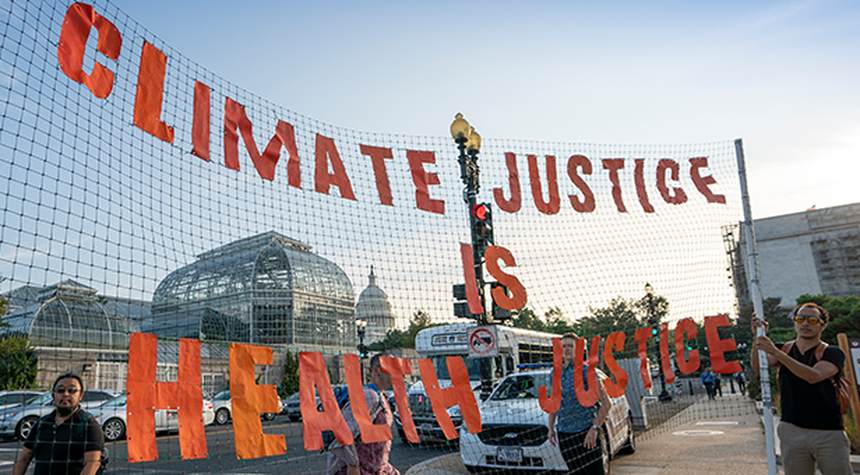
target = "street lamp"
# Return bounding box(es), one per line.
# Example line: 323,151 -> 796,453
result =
450,113 -> 493,399
356,318 -> 367,381
645,283 -> 672,402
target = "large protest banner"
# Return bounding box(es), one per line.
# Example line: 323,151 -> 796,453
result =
0,1 -> 764,473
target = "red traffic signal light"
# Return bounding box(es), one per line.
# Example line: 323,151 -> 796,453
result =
472,203 -> 490,221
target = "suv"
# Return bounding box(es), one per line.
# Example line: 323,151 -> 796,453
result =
212,390 -> 280,425
0,389 -> 118,440
90,393 -> 216,441
459,369 -> 635,473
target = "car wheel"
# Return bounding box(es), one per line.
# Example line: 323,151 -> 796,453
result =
600,427 -> 611,474
620,418 -> 636,454
103,418 -> 126,442
215,408 -> 230,425
17,416 -> 39,440
262,413 -> 276,421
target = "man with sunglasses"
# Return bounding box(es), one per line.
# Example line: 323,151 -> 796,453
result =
751,303 -> 851,475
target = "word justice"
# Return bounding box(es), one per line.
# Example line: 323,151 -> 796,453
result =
123,315 -> 740,463
58,3 -> 726,218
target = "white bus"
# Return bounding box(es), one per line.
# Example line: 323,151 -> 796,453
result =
395,322 -> 557,443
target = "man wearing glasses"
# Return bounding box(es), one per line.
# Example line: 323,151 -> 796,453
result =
751,303 -> 851,475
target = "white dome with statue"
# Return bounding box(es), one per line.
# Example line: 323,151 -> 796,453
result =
355,266 -> 396,344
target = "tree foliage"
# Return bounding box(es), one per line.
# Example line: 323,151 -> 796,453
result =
368,310 -> 434,351
279,350 -> 299,397
0,334 -> 37,390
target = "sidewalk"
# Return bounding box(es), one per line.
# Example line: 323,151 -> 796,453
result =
407,395 -> 768,475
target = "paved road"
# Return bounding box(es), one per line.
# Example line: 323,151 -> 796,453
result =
0,417 -> 449,474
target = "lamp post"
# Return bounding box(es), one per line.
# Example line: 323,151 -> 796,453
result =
356,318 -> 367,382
646,283 -> 672,402
450,113 -> 493,399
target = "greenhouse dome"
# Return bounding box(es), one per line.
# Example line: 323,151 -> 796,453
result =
148,231 -> 356,350
2,280 -> 135,349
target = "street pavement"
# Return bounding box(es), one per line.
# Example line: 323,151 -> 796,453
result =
0,417 -> 448,474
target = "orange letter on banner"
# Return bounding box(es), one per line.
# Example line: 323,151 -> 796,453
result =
315,134 -> 356,199
659,323 -> 675,384
689,157 -> 726,204
603,331 -> 629,398
344,354 -> 391,443
527,154 -> 561,215
191,81 -> 211,160
127,333 -> 206,462
57,3 -> 121,99
568,154 -> 595,213
484,245 -> 527,311
493,152 -> 522,213
704,314 -> 742,374
406,150 -> 445,214
656,159 -> 687,205
460,243 -> 484,315
634,159 -> 655,213
229,343 -> 286,459
573,337 -> 601,407
602,159 -> 627,212
299,352 -> 353,450
379,356 -> 419,443
133,42 -> 174,143
634,327 -> 654,390
224,98 -> 301,185
674,318 -> 700,375
360,144 -> 394,206
417,357 -> 481,439
538,338 -> 562,414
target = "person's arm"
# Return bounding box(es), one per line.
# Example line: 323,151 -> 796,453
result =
81,450 -> 101,475
11,447 -> 33,475
547,410 -> 558,445
756,337 -> 840,384
584,379 -> 612,449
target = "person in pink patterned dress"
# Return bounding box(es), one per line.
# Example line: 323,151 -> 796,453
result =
327,354 -> 400,475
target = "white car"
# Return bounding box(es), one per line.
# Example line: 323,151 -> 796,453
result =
0,389 -> 118,440
90,394 -> 216,442
0,391 -> 42,411
459,369 -> 635,474
212,390 -> 280,425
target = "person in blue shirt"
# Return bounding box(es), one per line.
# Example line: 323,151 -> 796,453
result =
701,367 -> 716,400
547,333 -> 612,475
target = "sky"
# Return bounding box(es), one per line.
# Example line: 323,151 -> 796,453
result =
110,0 -> 860,219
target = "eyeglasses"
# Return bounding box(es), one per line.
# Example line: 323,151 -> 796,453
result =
793,316 -> 824,325
53,388 -> 81,395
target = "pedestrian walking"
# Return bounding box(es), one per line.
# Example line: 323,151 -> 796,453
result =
326,354 -> 399,475
714,373 -> 723,397
547,333 -> 612,475
735,367 -> 747,395
701,367 -> 716,400
752,303 -> 851,475
12,373 -> 105,475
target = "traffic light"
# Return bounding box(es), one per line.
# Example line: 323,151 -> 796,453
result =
472,202 -> 494,252
358,344 -> 368,359
651,326 -> 659,337
453,284 -> 478,319
490,282 -> 512,321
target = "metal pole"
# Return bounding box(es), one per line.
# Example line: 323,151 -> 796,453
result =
734,138 -> 777,475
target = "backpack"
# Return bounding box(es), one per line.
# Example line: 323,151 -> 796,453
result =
779,341 -> 850,415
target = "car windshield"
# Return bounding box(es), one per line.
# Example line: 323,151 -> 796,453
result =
213,390 -> 230,401
491,373 -> 551,401
431,356 -> 483,381
102,395 -> 127,407
27,393 -> 52,406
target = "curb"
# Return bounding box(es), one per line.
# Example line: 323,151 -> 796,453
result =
404,453 -> 465,475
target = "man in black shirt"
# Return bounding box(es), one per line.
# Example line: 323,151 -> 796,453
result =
12,373 -> 104,475
751,303 -> 851,475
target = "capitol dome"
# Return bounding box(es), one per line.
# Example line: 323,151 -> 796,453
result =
355,267 -> 396,344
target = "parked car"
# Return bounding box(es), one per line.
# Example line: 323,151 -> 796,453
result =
0,389 -> 119,440
212,390 -> 281,425
0,391 -> 42,411
459,369 -> 635,473
90,393 -> 216,442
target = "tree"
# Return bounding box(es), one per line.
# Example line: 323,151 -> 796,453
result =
796,294 -> 860,341
279,350 -> 299,397
368,310 -> 434,350
574,297 -> 643,340
511,307 -> 545,332
543,307 -> 575,335
0,334 -> 37,390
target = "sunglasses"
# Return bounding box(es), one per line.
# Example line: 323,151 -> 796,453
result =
793,315 -> 824,325
53,388 -> 81,395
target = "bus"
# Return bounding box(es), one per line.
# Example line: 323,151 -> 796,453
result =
395,322 -> 557,443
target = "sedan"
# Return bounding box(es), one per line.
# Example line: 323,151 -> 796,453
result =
90,394 -> 216,442
212,390 -> 280,425
0,389 -> 118,440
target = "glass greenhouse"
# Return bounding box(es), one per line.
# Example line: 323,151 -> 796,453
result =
147,231 -> 356,351
2,280 -> 136,349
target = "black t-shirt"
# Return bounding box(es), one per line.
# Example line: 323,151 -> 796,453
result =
778,343 -> 845,430
24,409 -> 104,475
